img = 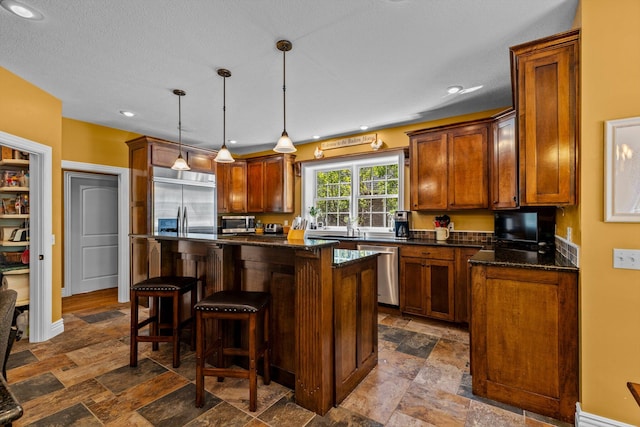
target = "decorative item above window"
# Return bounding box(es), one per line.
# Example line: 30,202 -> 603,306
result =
320,133 -> 377,150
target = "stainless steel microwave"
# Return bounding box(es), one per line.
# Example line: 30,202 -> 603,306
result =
220,215 -> 256,234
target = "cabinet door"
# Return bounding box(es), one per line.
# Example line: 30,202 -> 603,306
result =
186,150 -> 215,173
425,259 -> 455,321
410,132 -> 448,210
151,144 -> 179,168
448,124 -> 489,209
491,112 -> 518,209
264,156 -> 284,212
400,256 -> 426,315
228,161 -> 247,213
246,160 -> 264,212
513,31 -> 578,206
217,161 -> 247,214
454,247 -> 479,323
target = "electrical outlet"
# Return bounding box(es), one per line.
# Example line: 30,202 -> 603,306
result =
566,227 -> 572,242
613,249 -> 640,270
448,222 -> 454,231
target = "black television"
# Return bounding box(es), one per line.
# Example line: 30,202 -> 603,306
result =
494,208 -> 556,252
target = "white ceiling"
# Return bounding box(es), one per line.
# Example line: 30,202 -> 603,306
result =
0,0 -> 578,154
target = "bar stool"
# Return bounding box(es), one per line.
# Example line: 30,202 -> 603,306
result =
195,290 -> 270,412
130,276 -> 198,368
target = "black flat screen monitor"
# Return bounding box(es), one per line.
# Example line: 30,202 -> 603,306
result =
494,211 -> 538,244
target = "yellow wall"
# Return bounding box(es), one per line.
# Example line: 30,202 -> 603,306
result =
0,67 -> 63,322
62,118 -> 138,168
580,0 -> 640,423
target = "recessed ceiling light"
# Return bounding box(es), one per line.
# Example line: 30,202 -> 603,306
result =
360,125 -> 369,130
0,0 -> 43,20
119,110 -> 135,118
229,140 -> 237,144
447,85 -> 463,95
312,135 -> 320,139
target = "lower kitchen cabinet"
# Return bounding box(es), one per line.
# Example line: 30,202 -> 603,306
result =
400,246 -> 455,321
470,264 -> 578,423
333,256 -> 378,404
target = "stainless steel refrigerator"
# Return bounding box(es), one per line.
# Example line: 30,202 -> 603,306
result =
151,166 -> 217,234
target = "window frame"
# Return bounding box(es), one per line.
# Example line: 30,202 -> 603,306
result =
301,151 -> 405,232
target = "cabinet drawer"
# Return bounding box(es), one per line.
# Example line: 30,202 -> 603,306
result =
401,245 -> 454,260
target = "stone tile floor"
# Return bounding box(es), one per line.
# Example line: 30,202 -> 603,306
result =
5,300 -> 573,426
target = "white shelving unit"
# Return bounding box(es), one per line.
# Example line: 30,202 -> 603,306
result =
0,150 -> 29,306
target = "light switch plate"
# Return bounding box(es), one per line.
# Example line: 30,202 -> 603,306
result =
613,249 -> 640,270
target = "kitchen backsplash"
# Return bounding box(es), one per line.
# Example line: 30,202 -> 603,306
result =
410,229 -> 580,268
555,235 -> 580,267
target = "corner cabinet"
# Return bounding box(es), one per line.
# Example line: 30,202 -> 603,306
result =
0,153 -> 30,307
246,154 -> 295,213
510,29 -> 580,206
490,110 -> 518,209
470,264 -> 578,423
408,120 -> 490,210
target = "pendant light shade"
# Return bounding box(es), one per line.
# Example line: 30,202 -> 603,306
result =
214,68 -> 235,163
273,40 -> 296,153
171,89 -> 191,171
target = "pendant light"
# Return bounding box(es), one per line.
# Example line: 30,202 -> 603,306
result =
214,68 -> 235,163
171,89 -> 190,171
273,39 -> 297,153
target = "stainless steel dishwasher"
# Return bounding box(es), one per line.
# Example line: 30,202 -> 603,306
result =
356,244 -> 399,307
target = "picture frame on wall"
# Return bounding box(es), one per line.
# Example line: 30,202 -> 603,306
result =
604,116 -> 640,222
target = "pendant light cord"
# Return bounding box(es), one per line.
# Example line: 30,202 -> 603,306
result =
178,94 -> 183,154
222,75 -> 227,149
282,47 -> 287,133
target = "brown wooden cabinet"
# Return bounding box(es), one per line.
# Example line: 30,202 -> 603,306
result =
470,264 -> 578,423
216,160 -> 247,214
408,120 -> 490,210
454,247 -> 478,323
490,110 -> 518,209
144,136 -> 216,173
400,246 -> 455,321
333,256 -> 378,404
510,29 -> 579,206
126,135 -> 218,285
246,153 -> 295,213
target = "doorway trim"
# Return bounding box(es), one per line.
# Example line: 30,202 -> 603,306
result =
62,161 -> 129,303
0,130 -> 53,342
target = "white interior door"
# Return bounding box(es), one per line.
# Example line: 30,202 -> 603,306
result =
69,173 -> 118,294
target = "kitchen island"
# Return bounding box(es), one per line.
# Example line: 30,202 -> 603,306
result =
131,232 -> 379,415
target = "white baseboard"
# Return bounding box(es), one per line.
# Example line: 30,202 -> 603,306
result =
48,318 -> 64,341
576,403 -> 636,427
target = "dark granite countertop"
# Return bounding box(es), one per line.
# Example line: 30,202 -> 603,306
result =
469,249 -> 578,272
305,231 -> 484,249
333,249 -> 379,267
137,232 -> 340,250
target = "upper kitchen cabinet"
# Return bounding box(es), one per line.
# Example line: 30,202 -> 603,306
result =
246,153 -> 295,213
216,160 -> 247,214
510,29 -> 580,206
408,119 -> 490,211
136,135 -> 216,174
490,109 -> 518,209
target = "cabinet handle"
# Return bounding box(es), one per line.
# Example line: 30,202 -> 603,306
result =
493,201 -> 498,204
513,196 -> 517,202
422,252 -> 431,256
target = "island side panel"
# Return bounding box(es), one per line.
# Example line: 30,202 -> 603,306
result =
295,246 -> 335,415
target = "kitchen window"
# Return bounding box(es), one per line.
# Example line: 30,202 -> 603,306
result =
301,152 -> 404,231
